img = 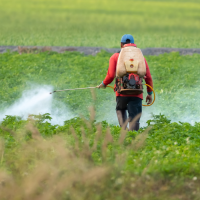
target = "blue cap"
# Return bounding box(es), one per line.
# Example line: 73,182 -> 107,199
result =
121,34 -> 134,43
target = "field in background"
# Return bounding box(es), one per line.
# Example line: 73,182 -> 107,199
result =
0,51 -> 200,125
0,0 -> 200,48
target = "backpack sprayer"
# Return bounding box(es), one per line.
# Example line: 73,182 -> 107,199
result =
50,84 -> 155,106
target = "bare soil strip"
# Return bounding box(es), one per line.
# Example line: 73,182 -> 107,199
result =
1,46 -> 200,56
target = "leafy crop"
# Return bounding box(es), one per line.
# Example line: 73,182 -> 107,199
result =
1,112 -> 200,177
1,113 -> 200,199
0,0 -> 200,48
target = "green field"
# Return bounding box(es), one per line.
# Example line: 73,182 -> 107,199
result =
0,0 -> 200,48
1,0 -> 200,198
0,51 -> 200,124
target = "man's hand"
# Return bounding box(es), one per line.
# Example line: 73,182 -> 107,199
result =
146,94 -> 152,105
97,82 -> 106,89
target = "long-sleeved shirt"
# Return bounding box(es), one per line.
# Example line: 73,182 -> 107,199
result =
103,43 -> 153,99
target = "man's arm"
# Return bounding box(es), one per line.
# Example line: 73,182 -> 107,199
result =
144,58 -> 153,104
97,53 -> 118,88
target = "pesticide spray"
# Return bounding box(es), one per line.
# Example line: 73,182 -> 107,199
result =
0,85 -> 74,125
1,84 -> 199,128
0,84 -> 155,126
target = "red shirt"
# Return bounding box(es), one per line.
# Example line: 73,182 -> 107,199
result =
103,44 -> 153,100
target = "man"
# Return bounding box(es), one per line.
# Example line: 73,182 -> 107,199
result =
97,34 -> 153,131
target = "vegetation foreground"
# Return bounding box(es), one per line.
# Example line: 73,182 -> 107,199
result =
1,112 -> 200,200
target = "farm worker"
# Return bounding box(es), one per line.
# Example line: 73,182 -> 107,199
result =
97,34 -> 153,131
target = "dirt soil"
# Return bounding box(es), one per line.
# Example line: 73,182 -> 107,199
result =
0,46 -> 200,56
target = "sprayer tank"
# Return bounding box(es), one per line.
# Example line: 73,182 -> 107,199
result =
116,46 -> 146,78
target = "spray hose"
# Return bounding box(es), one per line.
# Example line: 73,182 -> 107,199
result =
50,85 -> 155,106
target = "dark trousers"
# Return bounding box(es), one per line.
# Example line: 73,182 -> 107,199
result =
116,96 -> 142,130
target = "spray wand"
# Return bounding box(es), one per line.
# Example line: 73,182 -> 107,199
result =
50,87 -> 97,94
50,85 -> 155,106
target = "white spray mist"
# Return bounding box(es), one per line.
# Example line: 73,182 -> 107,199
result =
97,90 -> 200,127
0,85 -> 74,125
1,86 -> 199,127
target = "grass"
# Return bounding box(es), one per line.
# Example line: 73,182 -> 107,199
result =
0,0 -> 200,48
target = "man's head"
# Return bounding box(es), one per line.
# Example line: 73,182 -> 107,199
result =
121,34 -> 134,48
